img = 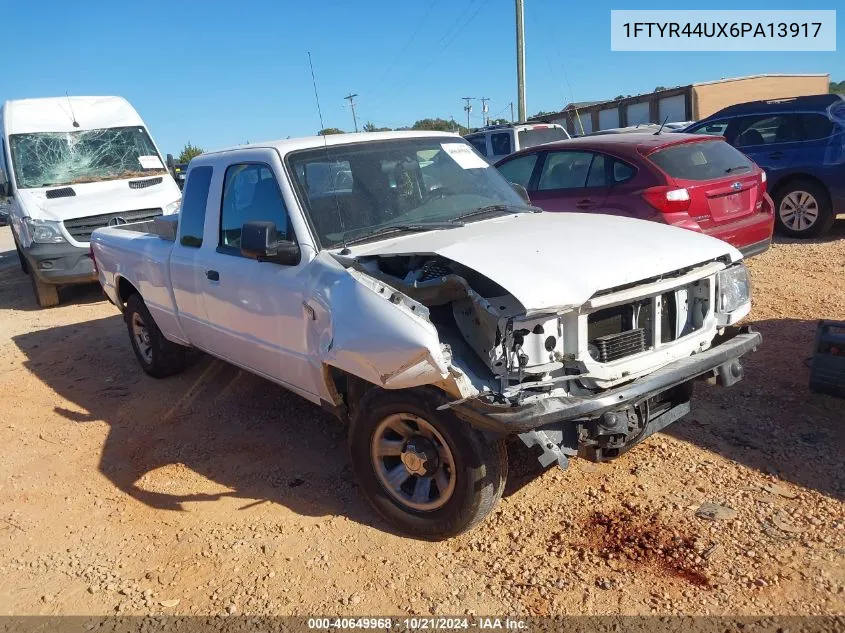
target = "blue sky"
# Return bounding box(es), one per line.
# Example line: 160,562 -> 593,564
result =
2,0 -> 842,155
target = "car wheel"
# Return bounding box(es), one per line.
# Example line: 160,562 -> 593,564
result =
349,387 -> 507,540
774,180 -> 834,238
125,293 -> 186,378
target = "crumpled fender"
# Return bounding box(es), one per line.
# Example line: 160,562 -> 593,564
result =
304,253 -> 465,395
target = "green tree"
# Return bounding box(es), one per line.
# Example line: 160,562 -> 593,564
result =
613,95 -> 625,100
490,118 -> 510,125
318,127 -> 345,135
411,118 -> 467,135
362,121 -> 392,132
529,110 -> 555,120
177,142 -> 203,163
830,80 -> 845,93
653,86 -> 667,92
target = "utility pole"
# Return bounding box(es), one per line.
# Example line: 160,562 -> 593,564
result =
515,0 -> 526,122
344,93 -> 359,133
480,97 -> 490,126
462,97 -> 475,131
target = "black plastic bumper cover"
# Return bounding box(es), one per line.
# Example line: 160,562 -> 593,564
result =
22,241 -> 96,285
453,326 -> 761,434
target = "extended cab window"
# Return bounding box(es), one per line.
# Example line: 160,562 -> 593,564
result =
220,164 -> 290,250
178,166 -> 213,247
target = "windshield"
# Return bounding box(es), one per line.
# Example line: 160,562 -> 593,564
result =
517,126 -> 569,149
9,126 -> 165,189
287,137 -> 530,248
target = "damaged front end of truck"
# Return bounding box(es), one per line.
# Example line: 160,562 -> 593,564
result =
308,245 -> 761,471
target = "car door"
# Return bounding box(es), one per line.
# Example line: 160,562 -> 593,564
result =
527,150 -> 609,213
728,113 -> 802,186
168,164 -> 215,348
197,153 -> 320,398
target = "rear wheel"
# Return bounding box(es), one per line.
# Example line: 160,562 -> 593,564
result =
349,388 -> 507,540
774,180 -> 834,238
125,293 -> 186,378
30,275 -> 59,308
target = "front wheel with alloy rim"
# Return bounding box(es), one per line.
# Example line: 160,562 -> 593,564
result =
774,180 -> 834,238
349,388 -> 507,540
124,294 -> 187,378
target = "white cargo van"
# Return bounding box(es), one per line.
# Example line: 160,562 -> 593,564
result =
0,96 -> 181,307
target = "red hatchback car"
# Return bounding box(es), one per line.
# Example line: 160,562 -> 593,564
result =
495,133 -> 775,257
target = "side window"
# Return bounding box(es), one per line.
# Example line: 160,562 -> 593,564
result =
611,159 -> 636,184
537,151 -> 595,190
490,132 -> 512,156
585,154 -> 607,187
178,166 -> 213,248
220,163 -> 290,251
689,120 -> 729,136
496,153 -> 538,188
798,113 -> 834,141
0,139 -> 9,191
466,135 -> 488,156
734,114 -> 800,147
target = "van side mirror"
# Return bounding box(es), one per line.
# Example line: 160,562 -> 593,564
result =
510,182 -> 530,203
0,179 -> 11,197
240,221 -> 300,266
166,153 -> 176,174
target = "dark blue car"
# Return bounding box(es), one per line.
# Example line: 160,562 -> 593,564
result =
685,94 -> 845,238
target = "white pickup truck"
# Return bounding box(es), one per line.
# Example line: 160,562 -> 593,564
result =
91,131 -> 761,539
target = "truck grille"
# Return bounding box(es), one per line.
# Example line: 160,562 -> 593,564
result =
593,329 -> 646,362
63,208 -> 162,242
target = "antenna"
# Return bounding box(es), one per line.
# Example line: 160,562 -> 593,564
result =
654,115 -> 670,135
308,52 -> 349,254
65,91 -> 80,128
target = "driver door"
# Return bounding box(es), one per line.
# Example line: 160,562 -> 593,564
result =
198,154 -> 320,398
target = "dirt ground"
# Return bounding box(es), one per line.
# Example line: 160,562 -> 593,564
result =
0,223 -> 843,618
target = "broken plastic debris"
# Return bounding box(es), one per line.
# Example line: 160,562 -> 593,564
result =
695,502 -> 737,521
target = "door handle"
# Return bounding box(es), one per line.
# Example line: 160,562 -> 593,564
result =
575,199 -> 595,209
206,270 -> 220,282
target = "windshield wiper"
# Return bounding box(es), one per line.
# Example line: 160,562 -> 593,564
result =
342,221 -> 463,246
725,165 -> 751,174
450,204 -> 541,223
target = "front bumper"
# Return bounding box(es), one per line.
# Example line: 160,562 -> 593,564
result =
453,326 -> 761,434
22,241 -> 97,285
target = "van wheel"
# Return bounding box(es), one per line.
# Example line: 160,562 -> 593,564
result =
349,388 -> 507,540
125,294 -> 186,378
16,246 -> 28,274
30,275 -> 59,308
774,180 -> 834,238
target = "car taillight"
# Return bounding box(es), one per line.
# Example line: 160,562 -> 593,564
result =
642,186 -> 691,214
755,171 -> 767,210
89,244 -> 98,274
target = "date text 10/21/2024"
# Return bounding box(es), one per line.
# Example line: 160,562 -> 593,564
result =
307,617 -> 529,630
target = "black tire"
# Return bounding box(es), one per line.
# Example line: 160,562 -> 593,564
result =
30,274 -> 59,308
124,293 -> 186,378
348,387 -> 507,540
774,179 -> 835,238
16,246 -> 28,275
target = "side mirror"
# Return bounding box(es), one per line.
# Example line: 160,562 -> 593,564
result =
0,179 -> 11,197
166,153 -> 176,174
510,182 -> 530,203
240,221 -> 300,266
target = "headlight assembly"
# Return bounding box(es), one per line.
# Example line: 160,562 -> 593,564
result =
164,199 -> 181,214
23,217 -> 67,244
717,264 -> 750,313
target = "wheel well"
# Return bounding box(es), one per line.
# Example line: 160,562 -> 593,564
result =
771,174 -> 831,205
116,276 -> 139,307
